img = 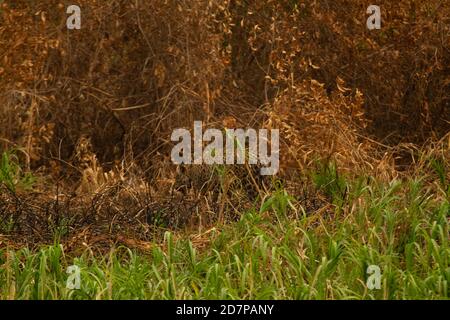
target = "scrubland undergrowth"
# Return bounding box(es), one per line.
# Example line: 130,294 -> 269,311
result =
0,1 -> 448,299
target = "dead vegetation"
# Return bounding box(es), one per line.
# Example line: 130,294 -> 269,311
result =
0,0 -> 448,249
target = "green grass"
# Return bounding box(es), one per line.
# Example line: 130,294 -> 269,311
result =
0,173 -> 448,300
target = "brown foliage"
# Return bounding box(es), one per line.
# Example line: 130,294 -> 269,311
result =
0,0 -> 448,245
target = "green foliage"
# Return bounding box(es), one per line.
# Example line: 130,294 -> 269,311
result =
429,157 -> 449,196
312,161 -> 347,206
0,175 -> 448,300
0,151 -> 35,192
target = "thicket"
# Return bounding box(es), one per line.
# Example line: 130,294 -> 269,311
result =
0,0 -> 448,245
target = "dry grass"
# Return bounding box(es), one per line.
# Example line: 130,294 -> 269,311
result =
0,0 -> 448,248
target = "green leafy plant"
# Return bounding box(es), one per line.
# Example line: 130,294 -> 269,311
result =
312,161 -> 347,205
0,150 -> 35,192
1,175 -> 448,300
429,157 -> 449,195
